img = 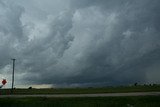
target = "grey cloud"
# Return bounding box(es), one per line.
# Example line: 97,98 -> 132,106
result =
48,0 -> 160,86
0,1 -> 24,68
0,0 -> 160,87
31,0 -> 160,86
17,10 -> 74,84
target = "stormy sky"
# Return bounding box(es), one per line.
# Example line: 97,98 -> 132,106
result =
0,0 -> 160,88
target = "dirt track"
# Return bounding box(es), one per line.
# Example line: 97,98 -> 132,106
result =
0,92 -> 160,98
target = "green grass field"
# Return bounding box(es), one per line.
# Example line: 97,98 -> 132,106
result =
0,96 -> 160,107
0,85 -> 160,95
0,85 -> 159,107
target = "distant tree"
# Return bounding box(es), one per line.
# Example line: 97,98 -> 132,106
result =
134,82 -> 138,86
28,87 -> 32,89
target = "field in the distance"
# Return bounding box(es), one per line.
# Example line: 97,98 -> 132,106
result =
0,85 -> 160,95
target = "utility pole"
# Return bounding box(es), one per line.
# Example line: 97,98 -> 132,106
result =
11,59 -> 16,94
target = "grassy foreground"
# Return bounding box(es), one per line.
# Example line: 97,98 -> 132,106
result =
0,85 -> 160,95
0,85 -> 159,107
0,96 -> 160,107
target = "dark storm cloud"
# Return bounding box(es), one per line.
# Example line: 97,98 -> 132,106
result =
57,0 -> 160,86
0,0 -> 160,87
70,0 -> 128,9
0,1 -> 24,67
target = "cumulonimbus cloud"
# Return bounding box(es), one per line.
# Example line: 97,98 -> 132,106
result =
0,0 -> 160,87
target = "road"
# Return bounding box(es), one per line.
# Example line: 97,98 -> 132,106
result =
0,92 -> 160,98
